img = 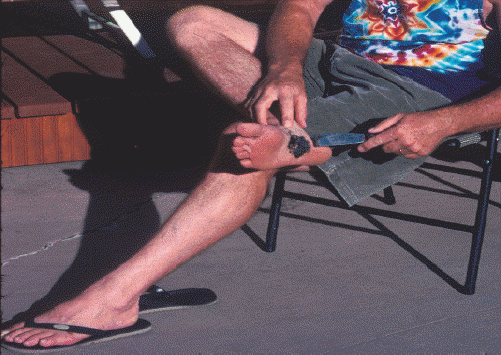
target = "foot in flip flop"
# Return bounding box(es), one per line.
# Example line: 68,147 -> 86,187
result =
1,319 -> 151,353
1,285 -> 217,351
1,281 -> 144,351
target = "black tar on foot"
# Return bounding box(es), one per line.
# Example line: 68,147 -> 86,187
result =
288,135 -> 311,158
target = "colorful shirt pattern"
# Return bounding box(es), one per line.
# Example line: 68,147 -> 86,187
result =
338,0 -> 490,72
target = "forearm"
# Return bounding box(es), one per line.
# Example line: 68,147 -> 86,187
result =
265,0 -> 326,72
439,86 -> 501,136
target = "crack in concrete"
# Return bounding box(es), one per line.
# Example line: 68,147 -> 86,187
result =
2,199 -> 151,267
1,233 -> 83,266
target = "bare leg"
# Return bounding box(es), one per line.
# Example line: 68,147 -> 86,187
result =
1,125 -> 276,348
1,7 -> 327,348
167,6 -> 262,106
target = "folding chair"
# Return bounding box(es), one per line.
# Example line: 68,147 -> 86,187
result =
69,0 -> 156,59
256,129 -> 500,295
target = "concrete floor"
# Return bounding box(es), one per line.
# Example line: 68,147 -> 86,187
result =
1,150 -> 500,354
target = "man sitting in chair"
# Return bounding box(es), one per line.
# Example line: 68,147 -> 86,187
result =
2,0 -> 501,350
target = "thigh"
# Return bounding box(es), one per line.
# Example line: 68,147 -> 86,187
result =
174,6 -> 261,54
304,45 -> 452,138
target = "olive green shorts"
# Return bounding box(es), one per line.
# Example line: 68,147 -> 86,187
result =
302,39 -> 451,206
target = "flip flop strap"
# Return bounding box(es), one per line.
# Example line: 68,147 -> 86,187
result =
24,319 -> 105,336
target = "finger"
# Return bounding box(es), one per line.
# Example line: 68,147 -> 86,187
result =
382,141 -> 400,154
254,96 -> 275,125
295,94 -> 308,128
403,153 -> 420,159
368,114 -> 404,133
279,95 -> 295,128
245,96 -> 257,122
358,130 -> 397,152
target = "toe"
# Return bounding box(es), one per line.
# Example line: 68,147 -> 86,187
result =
236,123 -> 262,137
2,322 -> 27,338
235,150 -> 250,160
233,136 -> 246,147
240,159 -> 253,168
21,331 -> 55,347
13,329 -> 46,344
2,325 -> 33,342
38,331 -> 87,348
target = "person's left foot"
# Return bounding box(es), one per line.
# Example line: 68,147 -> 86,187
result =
232,122 -> 331,170
232,123 -> 295,170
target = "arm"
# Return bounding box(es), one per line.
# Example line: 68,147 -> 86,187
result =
357,86 -> 501,158
358,0 -> 501,159
248,0 -> 333,128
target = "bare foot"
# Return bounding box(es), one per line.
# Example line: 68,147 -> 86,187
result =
232,122 -> 331,170
1,281 -> 140,348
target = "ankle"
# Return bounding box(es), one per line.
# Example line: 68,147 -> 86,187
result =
84,276 -> 142,311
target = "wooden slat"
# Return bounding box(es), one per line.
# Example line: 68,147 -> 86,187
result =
26,118 -> 44,165
1,51 -> 72,118
72,116 -> 91,161
56,114 -> 74,162
2,37 -> 91,80
44,35 -> 126,79
1,100 -> 15,119
1,113 -> 91,168
1,119 -> 13,167
11,118 -> 28,166
41,116 -> 59,164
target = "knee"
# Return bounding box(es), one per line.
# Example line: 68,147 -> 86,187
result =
166,5 -> 226,50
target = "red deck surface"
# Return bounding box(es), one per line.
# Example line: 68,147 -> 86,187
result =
1,33 -> 182,167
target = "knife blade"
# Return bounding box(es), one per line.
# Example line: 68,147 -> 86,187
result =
314,133 -> 373,147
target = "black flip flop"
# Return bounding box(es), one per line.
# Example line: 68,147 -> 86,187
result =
1,318 -> 151,353
139,285 -> 218,314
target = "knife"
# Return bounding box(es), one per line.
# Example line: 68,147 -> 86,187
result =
314,133 -> 374,147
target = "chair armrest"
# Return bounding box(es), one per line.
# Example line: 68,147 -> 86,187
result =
444,133 -> 483,148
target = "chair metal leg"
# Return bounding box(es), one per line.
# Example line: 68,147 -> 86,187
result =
463,128 -> 499,295
264,172 -> 287,252
382,186 -> 396,205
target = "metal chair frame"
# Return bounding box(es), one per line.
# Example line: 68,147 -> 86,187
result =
258,129 -> 500,295
69,0 -> 156,59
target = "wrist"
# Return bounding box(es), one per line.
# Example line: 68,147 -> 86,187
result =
433,106 -> 463,137
268,60 -> 303,73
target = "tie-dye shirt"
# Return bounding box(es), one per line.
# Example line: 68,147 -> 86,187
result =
338,0 -> 490,72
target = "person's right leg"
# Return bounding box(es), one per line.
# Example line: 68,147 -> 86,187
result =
167,6 -> 263,106
0,124 -> 276,348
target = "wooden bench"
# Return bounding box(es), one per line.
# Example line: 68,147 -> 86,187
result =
2,36 -> 88,168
